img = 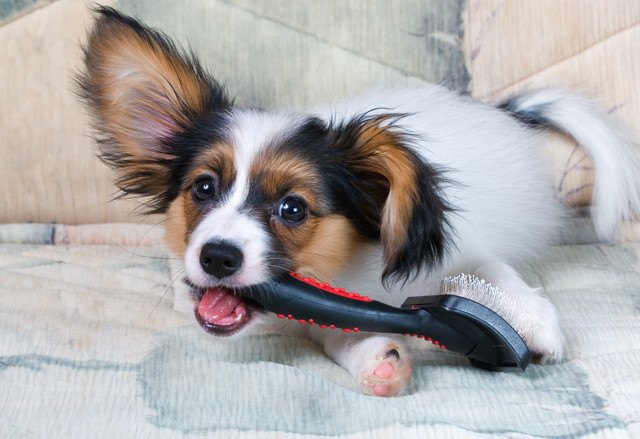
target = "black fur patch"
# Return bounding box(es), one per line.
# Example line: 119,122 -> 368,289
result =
497,98 -> 551,128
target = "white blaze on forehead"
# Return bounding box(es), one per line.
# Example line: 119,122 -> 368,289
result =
225,109 -> 301,208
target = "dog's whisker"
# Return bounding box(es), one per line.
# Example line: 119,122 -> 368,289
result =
117,245 -> 182,261
148,267 -> 185,319
130,218 -> 168,264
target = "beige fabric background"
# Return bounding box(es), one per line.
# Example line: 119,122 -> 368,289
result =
1,0 -> 638,225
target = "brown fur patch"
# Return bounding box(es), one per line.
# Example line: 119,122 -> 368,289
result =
181,190 -> 205,244
291,215 -> 360,281
82,15 -> 211,158
250,151 -> 322,206
352,117 -> 419,265
165,196 -> 188,255
191,143 -> 237,192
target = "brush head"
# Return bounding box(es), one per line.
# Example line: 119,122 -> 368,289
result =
439,274 -> 538,340
402,274 -> 533,371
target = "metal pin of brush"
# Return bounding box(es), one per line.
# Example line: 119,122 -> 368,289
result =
239,272 -> 534,371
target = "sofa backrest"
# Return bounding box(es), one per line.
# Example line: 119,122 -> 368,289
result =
1,0 -> 636,224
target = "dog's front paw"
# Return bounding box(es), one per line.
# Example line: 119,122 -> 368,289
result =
358,342 -> 412,397
525,294 -> 564,364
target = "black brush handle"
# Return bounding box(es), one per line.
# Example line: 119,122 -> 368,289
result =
242,273 -> 530,371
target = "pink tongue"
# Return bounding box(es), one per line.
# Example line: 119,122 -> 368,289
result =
197,288 -> 243,325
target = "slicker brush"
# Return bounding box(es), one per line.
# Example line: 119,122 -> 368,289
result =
238,272 -> 535,371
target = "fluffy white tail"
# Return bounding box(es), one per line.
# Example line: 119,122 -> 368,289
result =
499,88 -> 640,241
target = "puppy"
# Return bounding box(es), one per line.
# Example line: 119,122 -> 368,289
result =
78,7 -> 640,397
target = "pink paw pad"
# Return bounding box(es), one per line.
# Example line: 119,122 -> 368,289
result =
373,362 -> 395,380
373,384 -> 392,396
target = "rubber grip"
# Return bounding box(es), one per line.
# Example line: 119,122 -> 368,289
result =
240,273 -> 531,371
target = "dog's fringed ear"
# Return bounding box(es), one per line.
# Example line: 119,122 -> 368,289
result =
77,6 -> 229,212
329,114 -> 452,285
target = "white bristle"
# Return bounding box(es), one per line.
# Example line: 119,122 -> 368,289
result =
440,274 -> 538,340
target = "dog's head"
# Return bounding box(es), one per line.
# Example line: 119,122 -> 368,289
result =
78,7 -> 451,336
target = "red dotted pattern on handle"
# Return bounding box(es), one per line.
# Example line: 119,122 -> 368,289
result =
275,313 -> 360,333
288,272 -> 373,302
280,272 -> 445,348
275,315 -> 445,348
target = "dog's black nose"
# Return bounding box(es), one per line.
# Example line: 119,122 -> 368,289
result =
199,242 -> 244,279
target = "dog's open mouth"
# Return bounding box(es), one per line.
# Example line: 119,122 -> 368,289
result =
193,287 -> 257,335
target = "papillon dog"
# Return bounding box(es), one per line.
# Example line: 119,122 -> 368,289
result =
78,7 -> 640,396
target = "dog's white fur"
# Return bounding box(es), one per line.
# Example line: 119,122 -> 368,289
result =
182,84 -> 640,396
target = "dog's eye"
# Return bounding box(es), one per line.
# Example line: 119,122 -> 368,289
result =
277,197 -> 307,223
192,177 -> 216,201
